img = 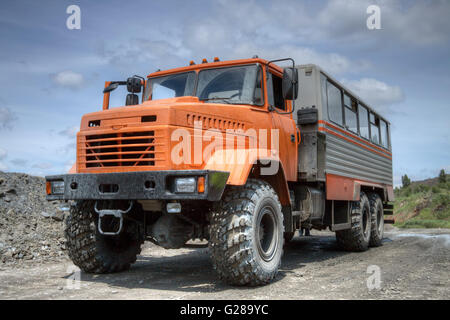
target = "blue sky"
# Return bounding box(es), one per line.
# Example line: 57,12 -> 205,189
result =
0,0 -> 449,186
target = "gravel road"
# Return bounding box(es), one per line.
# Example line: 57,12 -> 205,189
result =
0,226 -> 448,300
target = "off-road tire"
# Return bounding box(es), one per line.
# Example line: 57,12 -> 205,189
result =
368,193 -> 384,247
284,232 -> 295,243
65,200 -> 143,273
209,179 -> 284,286
336,192 -> 371,252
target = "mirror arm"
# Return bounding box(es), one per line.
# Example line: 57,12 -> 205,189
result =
265,58 -> 297,115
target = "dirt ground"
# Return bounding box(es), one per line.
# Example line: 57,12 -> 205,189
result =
0,226 -> 448,300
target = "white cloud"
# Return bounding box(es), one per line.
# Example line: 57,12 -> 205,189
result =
10,158 -> 27,167
32,162 -> 53,170
0,148 -> 7,171
50,71 -> 84,89
0,148 -> 6,160
0,162 -> 7,171
0,107 -> 16,130
59,125 -> 78,138
341,78 -> 404,110
316,0 -> 450,46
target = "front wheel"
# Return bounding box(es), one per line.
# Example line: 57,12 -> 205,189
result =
65,201 -> 143,273
209,179 -> 284,286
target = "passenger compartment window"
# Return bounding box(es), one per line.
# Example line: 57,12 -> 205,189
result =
326,81 -> 343,125
358,104 -> 369,139
370,112 -> 380,144
344,94 -> 358,133
380,119 -> 389,148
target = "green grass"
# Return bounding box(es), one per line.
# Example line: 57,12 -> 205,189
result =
393,181 -> 450,229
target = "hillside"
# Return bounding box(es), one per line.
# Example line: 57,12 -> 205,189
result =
394,174 -> 450,228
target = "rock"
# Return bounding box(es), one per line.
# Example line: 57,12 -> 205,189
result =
3,251 -> 13,259
0,172 -> 65,266
40,211 -> 52,218
6,188 -> 16,195
51,211 -> 65,222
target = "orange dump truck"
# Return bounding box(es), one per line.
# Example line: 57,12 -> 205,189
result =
46,57 -> 393,286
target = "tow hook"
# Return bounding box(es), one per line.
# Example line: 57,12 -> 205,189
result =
94,201 -> 133,236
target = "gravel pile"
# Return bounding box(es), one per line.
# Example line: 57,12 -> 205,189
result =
0,171 -> 69,266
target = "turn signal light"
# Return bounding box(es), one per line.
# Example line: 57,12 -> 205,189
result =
197,177 -> 205,193
46,181 -> 51,195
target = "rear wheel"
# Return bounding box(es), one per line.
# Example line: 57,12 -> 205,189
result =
209,179 -> 284,286
336,192 -> 371,252
368,193 -> 384,247
65,201 -> 143,273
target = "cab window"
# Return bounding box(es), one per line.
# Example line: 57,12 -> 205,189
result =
267,72 -> 285,110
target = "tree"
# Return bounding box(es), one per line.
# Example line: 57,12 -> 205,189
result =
402,174 -> 411,188
438,169 -> 446,183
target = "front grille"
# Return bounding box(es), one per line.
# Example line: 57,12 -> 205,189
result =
83,131 -> 157,167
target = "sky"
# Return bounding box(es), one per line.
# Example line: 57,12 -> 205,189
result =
0,0 -> 449,186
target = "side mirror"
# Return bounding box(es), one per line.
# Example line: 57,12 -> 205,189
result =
127,77 -> 142,93
126,93 -> 139,106
282,67 -> 298,100
103,82 -> 119,93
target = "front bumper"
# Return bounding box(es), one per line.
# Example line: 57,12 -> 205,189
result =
45,170 -> 229,202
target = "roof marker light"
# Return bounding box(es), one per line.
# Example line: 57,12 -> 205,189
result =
202,58 -> 208,64
189,60 -> 195,65
213,57 -> 220,62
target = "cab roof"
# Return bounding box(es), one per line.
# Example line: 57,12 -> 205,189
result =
147,57 -> 283,78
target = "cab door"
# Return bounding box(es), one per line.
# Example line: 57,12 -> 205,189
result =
266,71 -> 298,181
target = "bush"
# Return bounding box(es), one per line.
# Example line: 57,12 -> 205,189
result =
414,184 -> 430,194
402,187 -> 412,197
439,169 -> 446,183
432,186 -> 440,194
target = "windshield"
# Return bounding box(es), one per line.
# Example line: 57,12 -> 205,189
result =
145,64 -> 262,105
144,72 -> 196,101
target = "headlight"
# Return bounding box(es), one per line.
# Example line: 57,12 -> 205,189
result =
51,181 -> 65,195
174,177 -> 196,193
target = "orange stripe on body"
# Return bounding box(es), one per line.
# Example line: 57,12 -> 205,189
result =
318,120 -> 392,156
318,127 -> 392,160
